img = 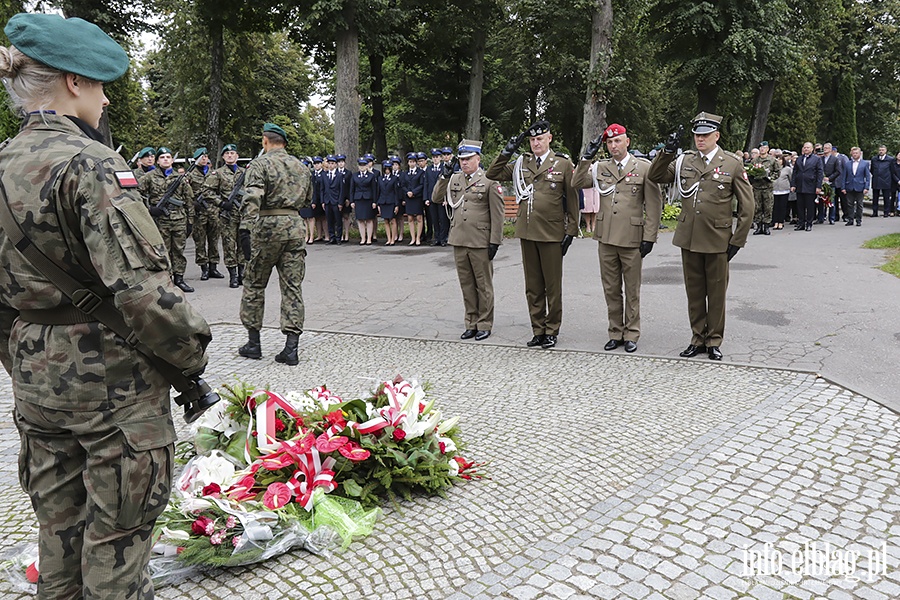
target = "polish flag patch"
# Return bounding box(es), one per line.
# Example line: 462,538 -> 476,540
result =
115,171 -> 139,188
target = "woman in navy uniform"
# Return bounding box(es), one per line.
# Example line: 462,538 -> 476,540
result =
392,156 -> 405,242
378,159 -> 401,245
351,156 -> 379,245
402,151 -> 426,245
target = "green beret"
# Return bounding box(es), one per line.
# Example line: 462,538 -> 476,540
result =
222,144 -> 237,155
262,122 -> 288,142
137,146 -> 155,159
4,13 -> 129,83
157,146 -> 172,157
192,147 -> 208,160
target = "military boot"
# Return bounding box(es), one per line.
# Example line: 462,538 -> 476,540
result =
274,332 -> 300,366
173,274 -> 194,293
762,224 -> 771,235
227,267 -> 239,289
208,263 -> 225,279
200,264 -> 209,281
237,264 -> 245,286
238,328 -> 262,359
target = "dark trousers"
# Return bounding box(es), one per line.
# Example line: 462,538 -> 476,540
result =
832,189 -> 849,221
847,191 -> 864,223
796,192 -> 817,226
429,202 -> 450,244
872,189 -> 892,216
815,197 -> 826,222
325,203 -> 343,240
423,201 -> 434,240
773,193 -> 789,224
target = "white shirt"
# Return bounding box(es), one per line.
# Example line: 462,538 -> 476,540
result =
700,147 -> 719,165
535,150 -> 551,167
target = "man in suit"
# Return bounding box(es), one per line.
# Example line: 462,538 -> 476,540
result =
321,155 -> 345,243
790,142 -> 823,231
870,145 -> 893,217
647,112 -> 754,361
572,123 -> 662,353
839,146 -> 870,226
486,119 -> 579,349
821,142 -> 843,223
433,140 -> 505,341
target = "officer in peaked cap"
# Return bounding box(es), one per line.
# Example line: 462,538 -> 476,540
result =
486,119 -> 579,349
647,111 -> 754,361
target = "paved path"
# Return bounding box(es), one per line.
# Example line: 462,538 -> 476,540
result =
1,214 -> 898,599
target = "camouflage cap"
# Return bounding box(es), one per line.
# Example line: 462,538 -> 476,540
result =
4,13 -> 128,83
221,143 -> 237,155
262,122 -> 288,142
137,146 -> 155,159
192,147 -> 208,160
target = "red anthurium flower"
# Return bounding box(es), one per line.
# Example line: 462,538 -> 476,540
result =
25,562 -> 39,583
201,482 -> 221,498
191,516 -> 214,536
316,431 -> 349,453
227,474 -> 258,501
262,482 -> 293,509
392,428 -> 406,441
338,440 -> 371,462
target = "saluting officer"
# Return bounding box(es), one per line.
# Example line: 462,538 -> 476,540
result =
486,119 -> 579,349
237,123 -> 312,366
139,145 -> 194,292
433,140 -> 505,340
188,147 -> 224,281
205,143 -> 245,288
647,112 -> 754,361
572,123 -> 662,353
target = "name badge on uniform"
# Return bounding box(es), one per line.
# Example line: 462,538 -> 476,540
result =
115,171 -> 139,188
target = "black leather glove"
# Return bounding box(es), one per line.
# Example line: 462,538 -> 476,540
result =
664,125 -> 684,154
488,243 -> 499,261
502,131 -> 527,156
726,244 -> 740,261
148,206 -> 165,218
639,241 -> 654,258
441,158 -> 458,178
239,229 -> 252,262
186,223 -> 193,238
560,234 -> 574,256
582,134 -> 603,161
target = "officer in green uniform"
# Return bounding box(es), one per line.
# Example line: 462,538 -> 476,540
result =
138,146 -> 195,292
486,120 -> 579,349
433,139 -> 505,341
187,147 -> 224,281
748,141 -> 779,235
237,123 -> 312,365
0,13 -> 211,598
205,143 -> 246,288
572,123 -> 663,353
647,112 -> 754,361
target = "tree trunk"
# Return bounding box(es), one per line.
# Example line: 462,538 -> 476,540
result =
465,28 -> 486,140
696,81 -> 718,114
369,51 -> 387,160
745,79 -> 775,151
206,18 -> 225,164
581,0 -> 613,150
335,3 -> 360,171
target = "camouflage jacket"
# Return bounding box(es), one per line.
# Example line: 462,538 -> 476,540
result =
138,164 -> 193,223
187,165 -> 214,213
239,148 -> 312,240
0,113 -> 211,409
204,163 -> 245,214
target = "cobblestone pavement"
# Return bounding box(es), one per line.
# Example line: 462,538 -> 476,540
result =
1,327 -> 897,599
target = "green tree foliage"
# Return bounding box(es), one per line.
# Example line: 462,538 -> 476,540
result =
832,74 -> 858,152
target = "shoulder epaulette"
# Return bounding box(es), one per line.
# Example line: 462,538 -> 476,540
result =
634,156 -> 652,165
723,150 -> 743,162
554,151 -> 570,160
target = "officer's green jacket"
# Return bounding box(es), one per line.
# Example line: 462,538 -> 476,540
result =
239,147 -> 312,236
433,167 -> 505,249
0,113 -> 210,408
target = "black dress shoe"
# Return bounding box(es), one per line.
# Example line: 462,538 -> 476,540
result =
526,335 -> 546,347
856,221 -> 861,226
794,225 -> 805,231
624,341 -> 637,353
845,220 -> 854,226
679,344 -> 706,358
805,224 -> 812,231
603,339 -> 623,351
460,329 -> 477,340
541,335 -> 557,349
708,346 -> 723,361
474,330 -> 491,341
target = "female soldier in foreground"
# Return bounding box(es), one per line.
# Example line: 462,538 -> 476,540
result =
0,13 -> 211,599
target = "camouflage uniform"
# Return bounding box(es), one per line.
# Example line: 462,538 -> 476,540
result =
207,163 -> 245,273
239,147 -> 312,334
0,113 -> 211,599
138,166 -> 193,275
749,154 -> 780,227
187,165 -> 221,269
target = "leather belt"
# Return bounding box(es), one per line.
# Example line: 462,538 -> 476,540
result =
259,209 -> 299,216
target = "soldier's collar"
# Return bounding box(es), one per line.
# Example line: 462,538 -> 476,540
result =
65,115 -> 106,144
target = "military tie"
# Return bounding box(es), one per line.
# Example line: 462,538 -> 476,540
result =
536,157 -> 542,170
618,162 -> 623,175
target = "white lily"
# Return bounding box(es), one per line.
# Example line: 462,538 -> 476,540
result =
448,458 -> 459,476
180,497 -> 213,512
161,527 -> 190,541
437,416 -> 460,435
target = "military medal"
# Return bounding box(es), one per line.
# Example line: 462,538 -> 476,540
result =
550,183 -> 557,189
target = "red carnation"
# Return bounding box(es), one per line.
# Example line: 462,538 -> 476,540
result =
191,516 -> 214,536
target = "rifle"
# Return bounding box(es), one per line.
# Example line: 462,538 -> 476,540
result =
219,168 -> 247,220
154,162 -> 197,218
126,150 -> 140,167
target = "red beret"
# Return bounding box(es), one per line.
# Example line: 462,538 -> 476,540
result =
602,123 -> 627,142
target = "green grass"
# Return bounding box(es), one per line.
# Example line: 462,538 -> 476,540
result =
863,234 -> 900,277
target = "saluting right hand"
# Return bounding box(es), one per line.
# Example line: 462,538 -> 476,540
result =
582,134 -> 603,161
664,125 -> 684,154
502,131 -> 527,156
441,159 -> 455,178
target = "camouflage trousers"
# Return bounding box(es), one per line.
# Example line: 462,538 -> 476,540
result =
192,208 -> 221,265
240,237 -> 306,334
753,186 -> 774,225
219,213 -> 244,269
156,217 -> 188,275
14,394 -> 175,600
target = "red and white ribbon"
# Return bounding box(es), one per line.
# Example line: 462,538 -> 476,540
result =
286,448 -> 337,511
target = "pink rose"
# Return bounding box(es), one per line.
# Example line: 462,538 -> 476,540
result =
262,482 -> 293,509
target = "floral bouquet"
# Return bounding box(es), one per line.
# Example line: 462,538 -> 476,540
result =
745,163 -> 767,180
817,181 -> 833,208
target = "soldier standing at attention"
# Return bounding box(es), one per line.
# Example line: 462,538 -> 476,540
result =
188,147 -> 224,281
425,147 -> 448,246
572,123 -> 662,353
133,145 -> 155,180
237,123 -> 312,366
205,144 -> 245,288
0,13 -> 211,598
647,112 -> 754,361
433,140 -> 505,341
486,120 -> 579,349
139,145 -> 195,292
748,141 -> 779,236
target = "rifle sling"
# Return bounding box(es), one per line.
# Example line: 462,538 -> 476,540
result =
0,177 -> 194,393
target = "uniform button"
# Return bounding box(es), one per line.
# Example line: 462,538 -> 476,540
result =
696,210 -> 701,214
